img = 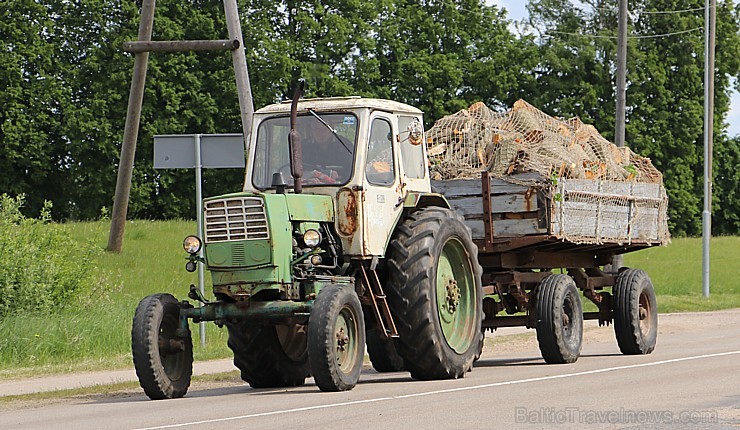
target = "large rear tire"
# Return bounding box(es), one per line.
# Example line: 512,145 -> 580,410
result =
366,328 -> 405,372
226,322 -> 310,388
535,274 -> 583,364
613,268 -> 658,355
387,207 -> 483,380
132,293 -> 193,400
308,284 -> 365,391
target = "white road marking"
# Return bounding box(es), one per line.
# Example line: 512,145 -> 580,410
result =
133,350 -> 740,430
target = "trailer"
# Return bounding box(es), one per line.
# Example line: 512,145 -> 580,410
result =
435,170 -> 667,361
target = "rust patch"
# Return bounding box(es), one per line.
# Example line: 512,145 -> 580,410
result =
336,188 -> 358,236
395,180 -> 406,195
524,188 -> 534,211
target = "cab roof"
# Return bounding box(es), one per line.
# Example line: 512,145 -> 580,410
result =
255,97 -> 423,116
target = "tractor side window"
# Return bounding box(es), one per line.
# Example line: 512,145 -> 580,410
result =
398,116 -> 426,179
365,118 -> 395,186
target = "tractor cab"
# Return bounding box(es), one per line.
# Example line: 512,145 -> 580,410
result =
244,97 -> 431,257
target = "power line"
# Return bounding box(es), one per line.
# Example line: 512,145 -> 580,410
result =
631,27 -> 703,38
589,3 -> 713,15
640,6 -> 709,14
547,26 -> 702,39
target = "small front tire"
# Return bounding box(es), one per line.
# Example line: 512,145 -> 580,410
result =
308,284 -> 365,391
132,293 -> 193,400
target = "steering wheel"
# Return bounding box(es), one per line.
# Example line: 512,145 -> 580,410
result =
275,162 -> 341,185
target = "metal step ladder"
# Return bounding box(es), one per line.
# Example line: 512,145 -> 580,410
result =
359,265 -> 399,339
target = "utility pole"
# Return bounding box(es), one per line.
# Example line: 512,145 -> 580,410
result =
615,0 -> 628,150
224,0 -> 255,144
613,0 -> 628,272
702,0 -> 716,298
107,0 -> 156,253
107,0 -> 254,253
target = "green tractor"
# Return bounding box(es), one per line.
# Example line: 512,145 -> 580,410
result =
131,86 -> 483,399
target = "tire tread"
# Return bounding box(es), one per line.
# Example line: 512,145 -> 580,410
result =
386,207 -> 483,380
226,322 -> 309,388
132,293 -> 192,400
535,275 -> 583,364
613,268 -> 657,355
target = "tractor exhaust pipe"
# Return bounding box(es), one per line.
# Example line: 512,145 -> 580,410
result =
288,79 -> 305,193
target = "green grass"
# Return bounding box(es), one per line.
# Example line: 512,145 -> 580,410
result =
0,220 -> 231,378
624,236 -> 740,312
0,220 -> 737,379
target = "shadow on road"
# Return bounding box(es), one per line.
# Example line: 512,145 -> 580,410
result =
87,385 -> 253,405
91,352 -> 627,404
578,353 -> 623,358
473,356 -> 544,367
474,352 -> 622,368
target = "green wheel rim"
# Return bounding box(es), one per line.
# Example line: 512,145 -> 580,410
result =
436,237 -> 477,353
334,305 -> 359,373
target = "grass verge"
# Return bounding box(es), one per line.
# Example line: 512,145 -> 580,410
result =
624,236 -> 740,311
0,220 -> 231,378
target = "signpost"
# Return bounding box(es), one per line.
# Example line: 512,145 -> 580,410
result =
154,133 -> 245,345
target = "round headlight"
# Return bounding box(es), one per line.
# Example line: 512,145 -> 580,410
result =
303,229 -> 322,247
183,235 -> 202,254
310,254 -> 323,266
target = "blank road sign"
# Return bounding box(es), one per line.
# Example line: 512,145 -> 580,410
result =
154,134 -> 245,169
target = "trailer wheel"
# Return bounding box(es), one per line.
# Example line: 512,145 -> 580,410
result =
387,207 -> 483,380
132,293 -> 193,400
366,328 -> 405,372
308,284 -> 365,391
535,275 -> 583,364
226,322 -> 309,388
613,268 -> 658,355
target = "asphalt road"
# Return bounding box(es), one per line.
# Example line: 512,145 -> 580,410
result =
2,309 -> 739,430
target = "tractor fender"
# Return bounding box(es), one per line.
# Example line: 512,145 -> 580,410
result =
402,192 -> 451,211
375,192 -> 451,256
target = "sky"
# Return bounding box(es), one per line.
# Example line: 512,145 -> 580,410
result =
490,0 -> 740,136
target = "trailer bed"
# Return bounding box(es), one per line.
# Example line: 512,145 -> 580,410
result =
432,172 -> 669,256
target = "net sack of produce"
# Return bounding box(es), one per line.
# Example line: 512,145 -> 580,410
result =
426,100 -> 662,185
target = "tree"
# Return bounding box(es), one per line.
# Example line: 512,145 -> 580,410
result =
713,135 -> 740,234
629,0 -> 740,235
0,0 -> 72,217
355,0 -> 537,126
525,0 -> 618,130
3,0 -> 736,234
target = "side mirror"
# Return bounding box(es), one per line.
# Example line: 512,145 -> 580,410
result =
408,119 -> 423,146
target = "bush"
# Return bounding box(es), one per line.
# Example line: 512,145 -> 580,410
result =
0,194 -> 103,315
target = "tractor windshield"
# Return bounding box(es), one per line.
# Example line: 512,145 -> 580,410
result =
252,113 -> 359,189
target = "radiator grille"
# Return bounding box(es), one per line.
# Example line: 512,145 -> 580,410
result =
204,197 -> 269,243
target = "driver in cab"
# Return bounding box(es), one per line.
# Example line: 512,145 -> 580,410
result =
299,117 -> 354,185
